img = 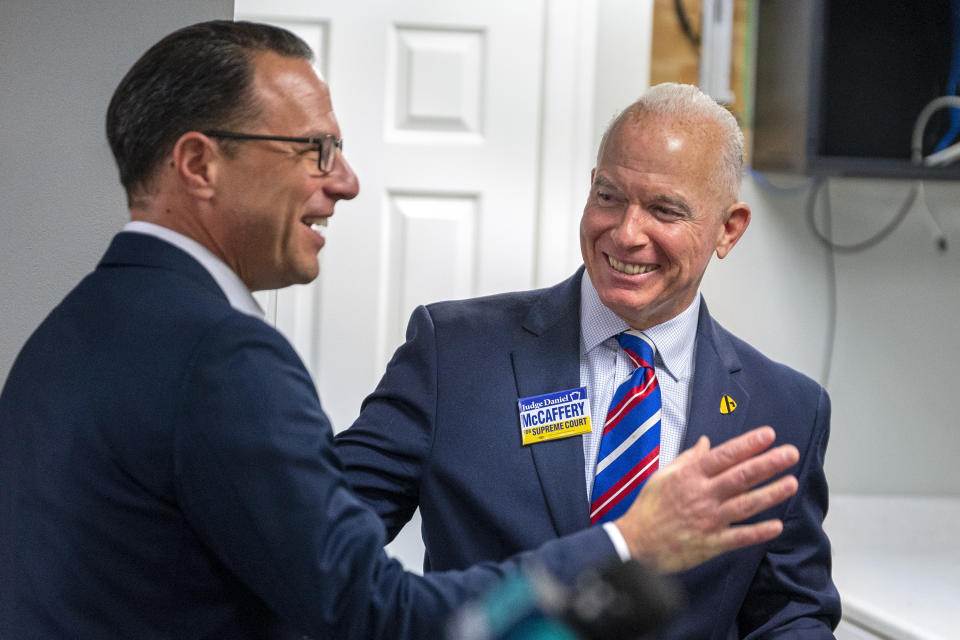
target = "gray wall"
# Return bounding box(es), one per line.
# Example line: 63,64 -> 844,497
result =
0,0 -> 233,385
702,177 -> 960,497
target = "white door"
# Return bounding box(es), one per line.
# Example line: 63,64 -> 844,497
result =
236,0 -> 652,570
240,0 -> 548,429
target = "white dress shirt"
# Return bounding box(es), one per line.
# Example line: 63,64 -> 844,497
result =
579,272 -> 700,500
122,221 -> 264,319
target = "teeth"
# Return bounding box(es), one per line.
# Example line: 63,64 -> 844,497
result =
309,218 -> 329,233
608,255 -> 657,275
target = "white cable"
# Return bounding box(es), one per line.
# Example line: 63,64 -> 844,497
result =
923,142 -> 960,166
910,95 -> 960,164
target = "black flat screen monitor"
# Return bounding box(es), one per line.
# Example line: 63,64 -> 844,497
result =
753,0 -> 960,179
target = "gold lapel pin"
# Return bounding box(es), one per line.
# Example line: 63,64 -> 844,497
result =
720,395 -> 737,414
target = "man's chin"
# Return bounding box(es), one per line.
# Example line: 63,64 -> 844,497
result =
291,266 -> 320,287
253,265 -> 319,291
595,287 -> 664,328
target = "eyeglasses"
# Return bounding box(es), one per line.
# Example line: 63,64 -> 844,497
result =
203,130 -> 343,174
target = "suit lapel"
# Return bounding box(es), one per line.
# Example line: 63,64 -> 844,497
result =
683,301 -> 750,452
510,269 -> 591,536
676,302 -> 752,638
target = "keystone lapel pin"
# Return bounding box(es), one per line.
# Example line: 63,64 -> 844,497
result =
720,395 -> 737,414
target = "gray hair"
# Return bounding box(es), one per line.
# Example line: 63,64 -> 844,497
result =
597,83 -> 744,202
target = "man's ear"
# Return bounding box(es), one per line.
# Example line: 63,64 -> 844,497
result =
715,202 -> 751,259
171,132 -> 219,199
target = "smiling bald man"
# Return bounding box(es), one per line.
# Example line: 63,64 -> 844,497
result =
337,83 -> 841,639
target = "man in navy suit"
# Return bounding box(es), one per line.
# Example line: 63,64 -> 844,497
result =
336,84 -> 841,638
0,22 -> 802,639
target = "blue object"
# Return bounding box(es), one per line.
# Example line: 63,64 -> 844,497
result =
933,0 -> 960,152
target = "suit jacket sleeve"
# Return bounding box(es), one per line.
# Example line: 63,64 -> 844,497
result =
739,386 -> 840,639
173,311 -> 613,639
335,304 -> 439,541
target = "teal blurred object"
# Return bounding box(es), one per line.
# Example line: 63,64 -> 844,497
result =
447,559 -> 682,640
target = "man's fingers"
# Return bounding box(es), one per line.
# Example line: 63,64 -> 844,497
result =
712,519 -> 785,555
717,474 -> 799,524
670,434 -> 710,467
712,444 -> 799,500
699,426 -> 776,477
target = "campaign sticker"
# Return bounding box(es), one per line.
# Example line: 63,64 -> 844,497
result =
517,386 -> 592,445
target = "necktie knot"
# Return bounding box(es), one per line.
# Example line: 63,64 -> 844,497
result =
617,331 -> 655,372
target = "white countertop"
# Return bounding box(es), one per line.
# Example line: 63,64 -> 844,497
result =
825,494 -> 960,639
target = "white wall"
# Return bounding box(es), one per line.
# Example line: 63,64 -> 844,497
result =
703,175 -> 960,497
0,0 -> 234,386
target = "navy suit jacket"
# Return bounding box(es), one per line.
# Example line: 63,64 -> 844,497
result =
336,268 -> 841,639
0,234 -> 618,639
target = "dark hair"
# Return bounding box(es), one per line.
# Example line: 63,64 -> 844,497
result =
106,20 -> 313,200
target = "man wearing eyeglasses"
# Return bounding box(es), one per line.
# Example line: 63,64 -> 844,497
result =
0,20 -> 802,639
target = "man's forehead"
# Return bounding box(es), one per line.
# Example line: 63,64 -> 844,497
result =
605,115 -> 721,168
249,52 -> 336,131
611,113 -> 705,147
252,52 -> 327,96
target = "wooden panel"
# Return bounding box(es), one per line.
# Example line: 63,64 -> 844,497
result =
650,0 -> 752,161
651,0 -> 702,86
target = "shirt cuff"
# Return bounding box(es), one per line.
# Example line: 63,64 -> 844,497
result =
602,521 -> 631,562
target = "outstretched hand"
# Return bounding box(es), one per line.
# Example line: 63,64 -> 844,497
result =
614,426 -> 799,573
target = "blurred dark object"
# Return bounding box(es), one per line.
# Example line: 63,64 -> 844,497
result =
446,559 -> 683,640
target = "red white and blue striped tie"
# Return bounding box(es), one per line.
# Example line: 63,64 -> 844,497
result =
589,331 -> 661,525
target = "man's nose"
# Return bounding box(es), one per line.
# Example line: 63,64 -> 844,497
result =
610,204 -> 651,246
325,151 -> 360,201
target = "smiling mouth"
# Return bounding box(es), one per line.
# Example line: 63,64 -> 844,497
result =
307,217 -> 329,235
607,254 -> 659,275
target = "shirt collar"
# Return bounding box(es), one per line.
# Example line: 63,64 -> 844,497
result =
122,221 -> 265,319
580,271 -> 700,382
